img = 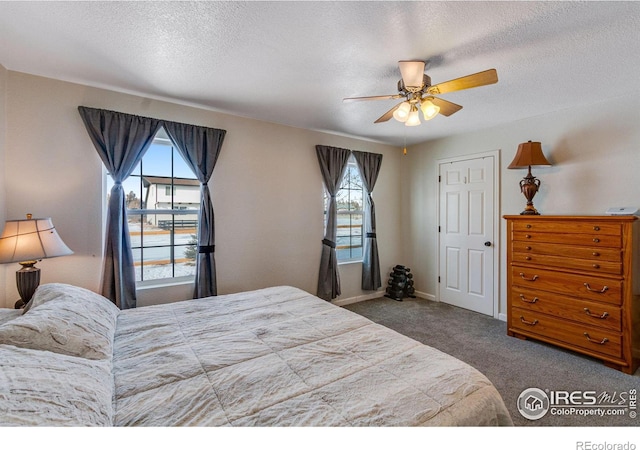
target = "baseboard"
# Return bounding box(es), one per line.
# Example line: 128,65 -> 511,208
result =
337,290 -> 508,322
333,290 -> 385,306
414,290 -> 436,302
335,289 -> 437,306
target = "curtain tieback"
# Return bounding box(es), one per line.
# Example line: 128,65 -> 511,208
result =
366,233 -> 377,238
322,239 -> 336,248
198,245 -> 215,254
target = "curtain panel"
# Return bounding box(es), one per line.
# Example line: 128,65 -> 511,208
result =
163,122 -> 226,298
352,150 -> 383,291
315,145 -> 351,301
78,106 -> 226,307
78,106 -> 162,309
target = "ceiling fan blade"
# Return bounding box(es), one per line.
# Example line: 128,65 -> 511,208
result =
398,60 -> 426,89
374,103 -> 402,123
427,69 -> 498,95
343,94 -> 403,102
426,96 -> 463,117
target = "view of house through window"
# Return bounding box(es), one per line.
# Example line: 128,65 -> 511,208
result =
107,128 -> 200,282
324,156 -> 364,262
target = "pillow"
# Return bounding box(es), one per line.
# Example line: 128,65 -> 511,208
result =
25,283 -> 116,312
0,283 -> 119,360
0,344 -> 114,426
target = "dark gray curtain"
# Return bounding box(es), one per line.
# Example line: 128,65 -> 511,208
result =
352,150 -> 383,291
78,106 -> 162,309
163,122 -> 226,298
316,145 -> 351,300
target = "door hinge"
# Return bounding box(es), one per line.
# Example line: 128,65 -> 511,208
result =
438,276 -> 441,283
438,175 -> 441,182
438,226 -> 441,232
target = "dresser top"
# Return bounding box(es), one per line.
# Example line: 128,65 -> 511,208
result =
503,215 -> 638,222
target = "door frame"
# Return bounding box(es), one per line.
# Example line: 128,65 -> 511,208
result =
436,149 -> 501,319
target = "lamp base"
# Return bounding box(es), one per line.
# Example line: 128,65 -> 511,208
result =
14,298 -> 28,309
519,170 -> 542,216
14,261 -> 41,309
520,206 -> 540,215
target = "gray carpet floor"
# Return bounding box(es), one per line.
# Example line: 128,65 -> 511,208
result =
343,296 -> 640,427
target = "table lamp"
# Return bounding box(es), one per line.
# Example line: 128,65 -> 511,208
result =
0,214 -> 73,308
508,141 -> 552,215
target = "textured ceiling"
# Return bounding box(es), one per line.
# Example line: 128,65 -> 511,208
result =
1,1 -> 639,146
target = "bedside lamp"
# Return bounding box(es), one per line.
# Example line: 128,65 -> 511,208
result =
508,141 -> 552,215
0,214 -> 73,309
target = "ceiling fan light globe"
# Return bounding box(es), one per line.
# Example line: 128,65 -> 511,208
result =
392,102 -> 411,122
405,110 -> 421,126
420,100 -> 440,120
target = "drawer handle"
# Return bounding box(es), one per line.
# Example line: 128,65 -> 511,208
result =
526,224 -> 532,229
592,264 -> 600,269
593,238 -> 600,243
583,308 -> 609,319
525,246 -> 532,250
519,273 -> 539,282
519,294 -> 538,304
583,332 -> 608,345
583,283 -> 608,293
525,234 -> 532,239
525,256 -> 532,261
520,316 -> 538,326
593,226 -> 600,231
592,252 -> 600,257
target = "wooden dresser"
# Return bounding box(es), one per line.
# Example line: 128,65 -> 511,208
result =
505,215 -> 640,374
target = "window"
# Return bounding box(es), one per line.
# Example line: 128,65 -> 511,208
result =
324,156 -> 364,262
107,128 -> 200,283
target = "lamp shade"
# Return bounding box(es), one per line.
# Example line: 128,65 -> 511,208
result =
508,141 -> 552,168
0,217 -> 73,264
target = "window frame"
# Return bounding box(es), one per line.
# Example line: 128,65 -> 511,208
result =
106,129 -> 200,286
324,155 -> 365,264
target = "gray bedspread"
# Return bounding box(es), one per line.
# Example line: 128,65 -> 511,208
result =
0,284 -> 513,426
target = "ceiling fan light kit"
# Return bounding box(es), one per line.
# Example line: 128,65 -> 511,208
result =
392,101 -> 411,122
344,61 -> 498,127
405,106 -> 421,126
420,99 -> 440,121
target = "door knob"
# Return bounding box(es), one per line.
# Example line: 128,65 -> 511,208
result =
484,241 -> 492,247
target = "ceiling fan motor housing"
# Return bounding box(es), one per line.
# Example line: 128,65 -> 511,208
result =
398,74 -> 431,94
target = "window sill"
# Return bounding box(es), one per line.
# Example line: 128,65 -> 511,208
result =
136,276 -> 194,291
338,260 -> 363,266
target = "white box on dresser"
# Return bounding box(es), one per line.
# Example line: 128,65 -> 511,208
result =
504,215 -> 640,374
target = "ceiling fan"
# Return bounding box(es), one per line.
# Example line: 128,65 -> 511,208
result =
343,61 -> 498,126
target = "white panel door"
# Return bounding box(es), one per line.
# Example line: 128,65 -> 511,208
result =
438,155 -> 495,316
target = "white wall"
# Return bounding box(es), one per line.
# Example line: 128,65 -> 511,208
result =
0,64 -> 6,302
1,71 -> 404,308
402,91 -> 640,317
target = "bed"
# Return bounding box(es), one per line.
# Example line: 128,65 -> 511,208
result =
0,283 -> 512,426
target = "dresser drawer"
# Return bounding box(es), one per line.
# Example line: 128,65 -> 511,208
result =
512,231 -> 621,248
510,307 -> 622,359
511,241 -> 621,262
511,252 -> 622,275
511,221 -> 622,235
511,286 -> 622,331
505,215 -> 638,374
510,266 -> 622,305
